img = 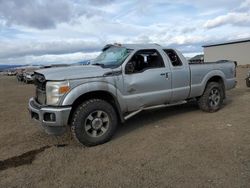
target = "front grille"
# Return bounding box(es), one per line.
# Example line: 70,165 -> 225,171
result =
36,88 -> 46,105
34,73 -> 46,105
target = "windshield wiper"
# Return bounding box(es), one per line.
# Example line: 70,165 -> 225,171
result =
91,63 -> 105,68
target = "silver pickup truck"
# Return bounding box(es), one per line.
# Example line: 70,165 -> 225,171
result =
28,44 -> 236,146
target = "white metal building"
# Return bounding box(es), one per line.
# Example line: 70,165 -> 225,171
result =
203,39 -> 250,65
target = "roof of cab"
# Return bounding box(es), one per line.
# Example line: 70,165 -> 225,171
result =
122,43 -> 162,49
103,43 -> 163,50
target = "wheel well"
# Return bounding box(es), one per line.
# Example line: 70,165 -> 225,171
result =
67,91 -> 122,125
206,76 -> 225,97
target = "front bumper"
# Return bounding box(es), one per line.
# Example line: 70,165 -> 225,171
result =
28,98 -> 71,135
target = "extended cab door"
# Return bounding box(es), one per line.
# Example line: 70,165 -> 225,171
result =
163,49 -> 190,102
121,49 -> 172,112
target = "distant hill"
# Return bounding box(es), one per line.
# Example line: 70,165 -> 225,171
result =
0,65 -> 26,72
0,60 -> 91,72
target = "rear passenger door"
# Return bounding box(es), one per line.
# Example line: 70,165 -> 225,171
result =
164,49 -> 190,102
122,49 -> 172,111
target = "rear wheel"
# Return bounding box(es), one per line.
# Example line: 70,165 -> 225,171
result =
198,82 -> 224,112
71,99 -> 118,146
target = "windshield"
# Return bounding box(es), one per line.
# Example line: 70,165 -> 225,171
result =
91,46 -> 132,68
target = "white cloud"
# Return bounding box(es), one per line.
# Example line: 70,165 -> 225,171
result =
0,0 -> 250,64
0,40 -> 102,59
203,12 -> 250,29
239,0 -> 250,9
0,52 -> 99,65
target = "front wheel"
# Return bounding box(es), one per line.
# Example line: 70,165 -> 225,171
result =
246,78 -> 250,87
71,99 -> 118,146
198,82 -> 224,112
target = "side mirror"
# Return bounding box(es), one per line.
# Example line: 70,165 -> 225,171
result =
125,62 -> 135,74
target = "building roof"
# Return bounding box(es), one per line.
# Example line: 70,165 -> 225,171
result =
203,38 -> 250,48
190,54 -> 204,61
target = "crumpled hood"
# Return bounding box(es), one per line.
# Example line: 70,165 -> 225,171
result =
35,65 -> 112,80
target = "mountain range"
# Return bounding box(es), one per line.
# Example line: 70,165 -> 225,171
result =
0,60 -> 90,72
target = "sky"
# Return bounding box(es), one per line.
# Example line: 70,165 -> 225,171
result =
0,0 -> 250,65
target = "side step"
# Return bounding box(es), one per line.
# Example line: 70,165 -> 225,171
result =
124,101 -> 187,120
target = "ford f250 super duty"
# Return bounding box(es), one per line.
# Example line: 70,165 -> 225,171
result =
28,44 -> 237,146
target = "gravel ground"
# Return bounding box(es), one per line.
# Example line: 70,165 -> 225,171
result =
0,68 -> 249,188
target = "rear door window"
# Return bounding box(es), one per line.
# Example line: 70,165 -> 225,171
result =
164,49 -> 182,66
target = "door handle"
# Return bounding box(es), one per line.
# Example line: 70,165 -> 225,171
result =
160,72 -> 169,79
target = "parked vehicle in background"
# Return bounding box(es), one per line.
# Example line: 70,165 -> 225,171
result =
189,54 -> 204,64
7,70 -> 16,76
246,71 -> 250,87
16,73 -> 24,82
23,71 -> 35,84
16,69 -> 25,82
28,43 -> 237,146
16,67 -> 40,84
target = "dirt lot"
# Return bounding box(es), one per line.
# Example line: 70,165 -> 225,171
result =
0,68 -> 250,188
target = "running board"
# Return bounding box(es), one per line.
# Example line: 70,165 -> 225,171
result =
124,101 -> 187,120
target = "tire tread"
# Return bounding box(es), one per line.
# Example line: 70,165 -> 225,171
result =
198,82 -> 224,112
71,99 -> 117,146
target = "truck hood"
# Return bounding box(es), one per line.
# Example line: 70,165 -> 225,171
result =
35,65 -> 113,81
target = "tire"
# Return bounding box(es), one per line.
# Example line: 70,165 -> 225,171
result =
71,99 -> 118,146
198,82 -> 224,112
246,78 -> 250,87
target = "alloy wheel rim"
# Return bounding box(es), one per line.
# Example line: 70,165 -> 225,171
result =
84,110 -> 110,138
208,88 -> 220,107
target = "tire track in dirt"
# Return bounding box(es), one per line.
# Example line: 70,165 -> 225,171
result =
0,144 -> 68,171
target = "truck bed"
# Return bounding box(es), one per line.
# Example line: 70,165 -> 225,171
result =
188,60 -> 236,98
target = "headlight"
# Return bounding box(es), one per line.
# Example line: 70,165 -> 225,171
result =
46,81 -> 70,105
